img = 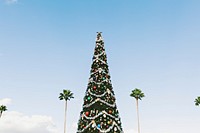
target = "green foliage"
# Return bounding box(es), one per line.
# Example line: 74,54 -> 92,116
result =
0,105 -> 7,118
130,88 -> 145,100
195,96 -> 200,106
59,89 -> 74,101
0,105 -> 7,112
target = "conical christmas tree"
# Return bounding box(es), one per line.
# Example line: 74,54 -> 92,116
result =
77,32 -> 123,133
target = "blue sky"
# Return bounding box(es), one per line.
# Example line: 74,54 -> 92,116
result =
0,0 -> 200,133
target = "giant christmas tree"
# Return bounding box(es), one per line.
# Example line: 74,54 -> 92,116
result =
77,32 -> 123,133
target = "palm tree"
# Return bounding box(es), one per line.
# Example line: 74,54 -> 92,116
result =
59,89 -> 74,133
0,105 -> 7,118
130,88 -> 145,133
195,96 -> 200,106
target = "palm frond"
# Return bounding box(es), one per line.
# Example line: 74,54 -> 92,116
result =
59,89 -> 74,101
130,88 -> 145,100
195,96 -> 200,106
0,105 -> 7,111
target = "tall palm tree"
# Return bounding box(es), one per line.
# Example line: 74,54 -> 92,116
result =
0,105 -> 7,118
130,88 -> 145,133
195,96 -> 200,106
59,89 -> 74,133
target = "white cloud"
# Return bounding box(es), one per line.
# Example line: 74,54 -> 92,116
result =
0,111 -> 59,133
4,0 -> 18,4
0,98 -> 12,105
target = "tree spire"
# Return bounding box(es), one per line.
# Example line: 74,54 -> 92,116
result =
77,33 -> 123,133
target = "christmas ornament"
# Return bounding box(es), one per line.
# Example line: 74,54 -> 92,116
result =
85,111 -> 89,116
107,89 -> 111,94
96,98 -> 100,102
93,86 -> 96,90
87,96 -> 91,100
97,124 -> 101,128
108,110 -> 112,114
92,120 -> 96,128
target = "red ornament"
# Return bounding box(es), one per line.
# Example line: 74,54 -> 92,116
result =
85,111 -> 90,116
93,86 -> 97,90
108,110 -> 112,114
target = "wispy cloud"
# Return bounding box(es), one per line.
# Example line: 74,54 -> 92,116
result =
0,98 -> 12,105
0,111 -> 59,133
4,0 -> 18,4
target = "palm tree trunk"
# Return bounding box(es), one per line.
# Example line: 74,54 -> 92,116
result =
0,111 -> 2,118
136,99 -> 140,133
64,101 -> 67,133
